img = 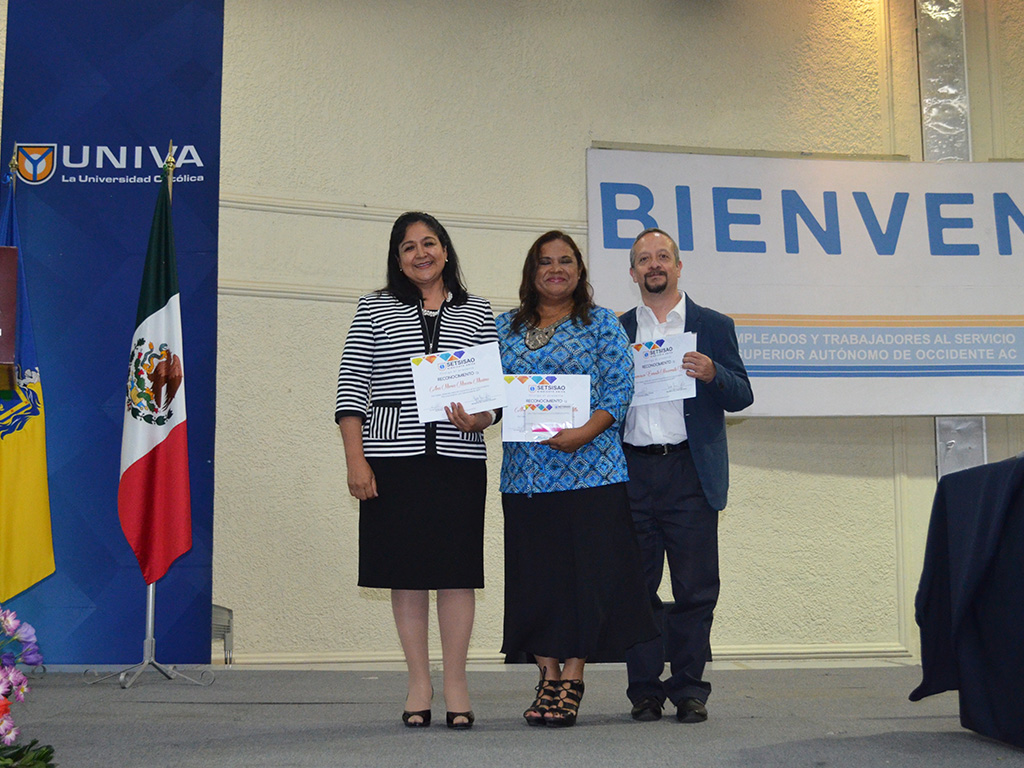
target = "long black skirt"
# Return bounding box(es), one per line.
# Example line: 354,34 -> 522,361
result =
501,483 -> 657,660
358,455 -> 485,589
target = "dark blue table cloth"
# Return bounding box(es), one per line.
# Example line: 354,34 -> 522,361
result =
910,454 -> 1024,749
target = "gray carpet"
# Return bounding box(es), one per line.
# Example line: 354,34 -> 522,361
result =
14,664 -> 1024,767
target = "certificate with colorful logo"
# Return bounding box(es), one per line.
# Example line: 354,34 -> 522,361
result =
502,374 -> 591,442
409,342 -> 506,423
631,333 -> 697,407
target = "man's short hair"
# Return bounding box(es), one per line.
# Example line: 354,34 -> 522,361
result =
629,227 -> 680,268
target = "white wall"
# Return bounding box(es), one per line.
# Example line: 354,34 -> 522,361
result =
5,0 -> 1023,664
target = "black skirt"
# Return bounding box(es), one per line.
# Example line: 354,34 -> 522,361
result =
501,483 -> 657,660
358,455 -> 486,589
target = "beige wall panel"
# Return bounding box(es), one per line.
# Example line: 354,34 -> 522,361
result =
966,0 -> 1024,160
220,0 -> 922,218
717,419 -> 900,647
994,2 -> 1024,157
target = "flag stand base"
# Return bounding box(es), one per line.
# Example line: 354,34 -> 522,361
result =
85,582 -> 215,689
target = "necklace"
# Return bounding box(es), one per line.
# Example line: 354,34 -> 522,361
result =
524,314 -> 570,350
420,291 -> 450,319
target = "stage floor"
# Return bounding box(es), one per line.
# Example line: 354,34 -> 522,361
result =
15,661 -> 1022,767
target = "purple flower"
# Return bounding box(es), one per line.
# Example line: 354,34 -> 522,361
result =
10,679 -> 28,703
0,669 -> 25,703
0,716 -> 19,746
0,611 -> 19,636
11,623 -> 35,644
0,609 -> 42,745
19,643 -> 42,667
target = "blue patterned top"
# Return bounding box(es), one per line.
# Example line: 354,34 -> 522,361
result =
497,306 -> 634,495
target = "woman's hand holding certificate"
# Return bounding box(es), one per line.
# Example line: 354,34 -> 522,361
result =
501,374 -> 591,442
409,341 -> 506,423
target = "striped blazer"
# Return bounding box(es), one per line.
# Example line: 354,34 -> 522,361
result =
335,291 -> 499,459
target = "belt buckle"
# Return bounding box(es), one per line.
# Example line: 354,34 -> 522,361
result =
658,444 -> 670,455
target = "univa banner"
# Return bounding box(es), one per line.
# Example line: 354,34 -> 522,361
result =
1,0 -> 223,663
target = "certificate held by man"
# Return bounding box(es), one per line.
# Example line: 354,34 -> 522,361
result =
502,373 -> 591,442
409,341 -> 506,422
631,332 -> 697,407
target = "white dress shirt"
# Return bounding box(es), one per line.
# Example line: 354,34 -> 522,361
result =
623,293 -> 689,446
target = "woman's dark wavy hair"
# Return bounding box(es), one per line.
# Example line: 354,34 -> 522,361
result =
510,230 -> 594,332
382,211 -> 469,306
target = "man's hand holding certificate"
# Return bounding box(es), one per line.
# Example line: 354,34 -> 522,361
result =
409,342 -> 506,422
631,332 -> 698,407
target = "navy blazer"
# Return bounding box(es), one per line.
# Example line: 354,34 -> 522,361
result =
620,295 -> 753,510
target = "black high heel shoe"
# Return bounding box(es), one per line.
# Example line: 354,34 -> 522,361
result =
446,710 -> 475,729
402,709 -> 431,728
546,679 -> 584,728
524,678 -> 560,726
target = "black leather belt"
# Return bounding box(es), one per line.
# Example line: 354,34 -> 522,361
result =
623,441 -> 689,455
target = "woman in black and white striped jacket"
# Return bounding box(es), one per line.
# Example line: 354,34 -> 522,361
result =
335,212 -> 498,730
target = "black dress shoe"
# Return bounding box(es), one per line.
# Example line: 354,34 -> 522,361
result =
402,709 -> 431,727
446,710 -> 474,729
676,698 -> 707,723
630,696 -> 663,722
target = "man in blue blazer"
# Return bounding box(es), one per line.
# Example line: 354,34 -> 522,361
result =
619,228 -> 753,723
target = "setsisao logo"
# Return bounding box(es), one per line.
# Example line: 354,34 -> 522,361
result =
503,375 -> 559,385
412,350 -> 467,367
632,339 -> 667,359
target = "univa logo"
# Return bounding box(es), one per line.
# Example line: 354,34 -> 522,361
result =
15,145 -> 57,184
13,143 -> 205,185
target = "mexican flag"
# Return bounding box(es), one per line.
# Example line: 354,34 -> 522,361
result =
118,170 -> 191,584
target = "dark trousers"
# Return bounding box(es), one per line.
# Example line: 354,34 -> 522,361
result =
624,444 -> 719,706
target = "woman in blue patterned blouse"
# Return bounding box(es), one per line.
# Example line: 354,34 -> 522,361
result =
497,230 -> 656,727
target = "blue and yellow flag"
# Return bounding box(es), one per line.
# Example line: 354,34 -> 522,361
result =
0,171 -> 55,601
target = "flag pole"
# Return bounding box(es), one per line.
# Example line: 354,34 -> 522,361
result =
165,141 -> 175,202
87,146 -> 211,688
86,580 -> 212,688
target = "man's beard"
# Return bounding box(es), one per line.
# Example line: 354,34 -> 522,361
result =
643,272 -> 668,293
